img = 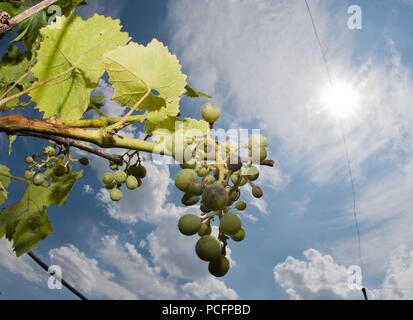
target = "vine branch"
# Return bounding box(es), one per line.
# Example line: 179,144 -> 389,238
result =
0,0 -> 58,39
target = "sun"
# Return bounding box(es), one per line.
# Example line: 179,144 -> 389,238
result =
321,82 -> 359,118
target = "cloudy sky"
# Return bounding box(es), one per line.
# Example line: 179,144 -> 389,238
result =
1,0 -> 413,300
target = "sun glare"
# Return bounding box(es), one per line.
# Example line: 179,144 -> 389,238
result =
321,82 -> 359,118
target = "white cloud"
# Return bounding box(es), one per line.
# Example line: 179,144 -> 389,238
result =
49,235 -> 237,300
0,238 -> 43,284
274,247 -> 413,300
83,184 -> 94,194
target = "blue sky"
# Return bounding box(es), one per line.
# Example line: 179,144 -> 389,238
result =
1,0 -> 413,300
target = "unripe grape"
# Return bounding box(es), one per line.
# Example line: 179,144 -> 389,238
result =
197,166 -> 210,177
105,180 -> 117,190
53,164 -> 66,177
249,146 -> 267,163
45,146 -> 55,156
252,185 -> 263,198
248,134 -> 267,149
24,168 -> 36,180
33,172 -> 45,186
208,255 -> 230,277
230,228 -> 246,242
24,156 -> 34,164
202,184 -> 228,211
102,172 -> 115,185
178,214 -> 202,236
174,169 -> 198,192
126,176 -> 138,190
220,212 -> 242,235
244,166 -> 259,181
79,157 -> 90,166
173,142 -> 192,163
230,173 -> 247,186
181,193 -> 200,206
201,102 -> 220,123
189,181 -> 205,196
134,165 -> 146,179
203,175 -> 216,185
228,188 -> 240,203
114,170 -> 127,184
227,154 -> 243,172
110,188 -> 123,201
110,163 -> 118,171
235,200 -> 247,211
195,235 -> 222,261
198,223 -> 212,236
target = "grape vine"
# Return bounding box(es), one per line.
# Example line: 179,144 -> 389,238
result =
0,0 -> 274,282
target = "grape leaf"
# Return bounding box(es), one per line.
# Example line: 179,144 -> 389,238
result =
0,164 -> 11,206
0,3 -> 16,16
0,45 -> 30,86
151,117 -> 209,141
13,207 -> 53,257
30,13 -> 130,120
103,39 -> 187,121
0,168 -> 82,256
185,85 -> 212,98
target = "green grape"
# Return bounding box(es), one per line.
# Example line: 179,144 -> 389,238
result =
195,235 -> 222,261
203,175 -> 216,185
198,223 -> 212,236
174,169 -> 198,192
249,146 -> 267,163
178,214 -> 202,236
24,168 -> 36,180
230,173 -> 247,186
248,134 -> 267,149
134,165 -> 147,179
45,146 -> 55,156
227,154 -> 243,172
79,158 -> 90,166
126,176 -> 138,190
53,164 -> 66,177
114,170 -> 127,184
33,172 -> 45,186
110,188 -> 123,201
197,166 -> 210,177
244,166 -> 259,181
228,188 -> 240,202
102,172 -> 115,185
230,228 -> 246,242
105,180 -> 117,190
200,203 -> 211,213
220,212 -> 242,235
173,141 -> 191,163
24,156 -> 34,164
252,185 -> 264,198
201,102 -> 220,123
235,200 -> 247,211
208,255 -> 230,277
181,193 -> 200,206
202,184 -> 228,211
189,181 -> 205,196
110,163 -> 119,171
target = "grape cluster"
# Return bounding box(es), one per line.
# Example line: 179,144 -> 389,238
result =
175,102 -> 267,277
23,142 -> 89,185
101,152 -> 147,202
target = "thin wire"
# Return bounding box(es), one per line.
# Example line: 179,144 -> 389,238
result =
28,251 -> 88,300
304,0 -> 366,299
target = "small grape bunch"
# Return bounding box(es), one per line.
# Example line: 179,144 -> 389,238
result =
23,143 -> 87,186
101,154 -> 147,202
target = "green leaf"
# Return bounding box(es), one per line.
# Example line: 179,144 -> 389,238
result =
0,168 -> 82,255
0,3 -> 16,17
151,117 -> 209,142
0,164 -> 11,206
13,207 -> 53,257
0,45 -> 30,84
8,135 -> 16,155
185,85 -> 212,98
103,39 -> 187,118
30,13 -> 130,120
